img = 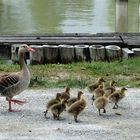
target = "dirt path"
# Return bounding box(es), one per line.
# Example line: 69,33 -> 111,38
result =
0,88 -> 140,140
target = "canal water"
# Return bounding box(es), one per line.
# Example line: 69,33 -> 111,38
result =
0,0 -> 139,34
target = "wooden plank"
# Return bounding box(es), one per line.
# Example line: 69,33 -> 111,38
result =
0,33 -> 140,47
0,36 -> 121,40
0,39 -> 122,45
122,48 -> 134,58
120,35 -> 140,47
0,35 -> 122,46
132,48 -> 140,56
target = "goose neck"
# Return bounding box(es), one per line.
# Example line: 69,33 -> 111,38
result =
19,52 -> 27,70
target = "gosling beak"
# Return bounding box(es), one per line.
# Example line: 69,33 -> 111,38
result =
102,79 -> 105,82
123,87 -> 127,90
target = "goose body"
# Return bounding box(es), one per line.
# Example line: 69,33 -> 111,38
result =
0,44 -> 34,112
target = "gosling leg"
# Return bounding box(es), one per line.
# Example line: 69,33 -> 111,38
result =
113,103 -> 118,109
57,114 -> 60,120
103,108 -> 106,113
44,110 -> 48,119
99,109 -> 101,116
74,115 -> 78,123
91,96 -> 95,105
53,113 -> 57,119
115,103 -> 118,109
91,100 -> 94,105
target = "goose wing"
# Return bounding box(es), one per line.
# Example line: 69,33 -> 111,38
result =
0,73 -> 20,93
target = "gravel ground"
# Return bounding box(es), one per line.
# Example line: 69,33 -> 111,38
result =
0,88 -> 140,140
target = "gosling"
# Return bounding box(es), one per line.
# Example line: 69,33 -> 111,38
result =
109,87 -> 127,109
92,84 -> 105,105
94,94 -> 108,116
44,93 -> 61,118
104,80 -> 116,97
67,94 -> 86,122
87,77 -> 105,93
50,99 -> 67,120
67,91 -> 84,107
60,86 -> 70,101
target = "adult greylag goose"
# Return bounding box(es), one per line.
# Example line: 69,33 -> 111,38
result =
0,44 -> 34,112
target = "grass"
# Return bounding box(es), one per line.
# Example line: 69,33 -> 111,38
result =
0,57 -> 140,89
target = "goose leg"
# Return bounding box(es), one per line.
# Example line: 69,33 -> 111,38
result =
10,99 -> 27,105
7,99 -> 19,112
6,98 -> 26,112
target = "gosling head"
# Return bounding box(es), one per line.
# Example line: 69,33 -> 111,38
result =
110,80 -> 116,86
121,87 -> 127,92
64,87 -> 70,93
98,77 -> 105,83
77,91 -> 84,98
61,99 -> 68,104
56,93 -> 61,100
98,84 -> 104,89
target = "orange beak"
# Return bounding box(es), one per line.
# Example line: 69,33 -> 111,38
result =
27,47 -> 35,52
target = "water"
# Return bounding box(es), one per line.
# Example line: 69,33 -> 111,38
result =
0,0 -> 139,34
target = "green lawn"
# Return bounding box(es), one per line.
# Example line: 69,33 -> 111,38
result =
0,57 -> 140,88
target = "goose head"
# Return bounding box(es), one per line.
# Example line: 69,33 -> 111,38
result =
18,44 -> 35,55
